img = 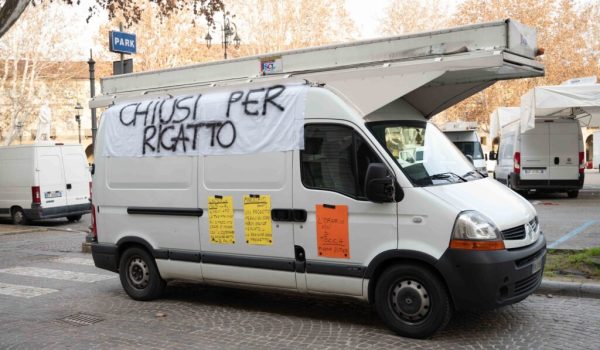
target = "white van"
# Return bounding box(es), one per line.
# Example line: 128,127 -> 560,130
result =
90,20 -> 546,338
441,122 -> 488,176
494,119 -> 584,197
0,143 -> 92,224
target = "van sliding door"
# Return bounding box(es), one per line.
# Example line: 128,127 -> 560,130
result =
198,152 -> 297,290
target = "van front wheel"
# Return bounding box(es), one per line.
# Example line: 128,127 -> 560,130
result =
374,264 -> 451,339
119,247 -> 166,301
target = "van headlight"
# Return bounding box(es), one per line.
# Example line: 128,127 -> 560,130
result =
450,211 -> 505,250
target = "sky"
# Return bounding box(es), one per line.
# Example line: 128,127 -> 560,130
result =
345,0 -> 391,38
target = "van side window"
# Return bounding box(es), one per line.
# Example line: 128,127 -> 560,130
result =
301,124 -> 382,199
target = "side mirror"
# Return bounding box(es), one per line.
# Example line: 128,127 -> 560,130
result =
365,163 -> 395,203
485,154 -> 488,161
90,163 -> 95,175
489,151 -> 497,161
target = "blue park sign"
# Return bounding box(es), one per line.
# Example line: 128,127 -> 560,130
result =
109,31 -> 137,55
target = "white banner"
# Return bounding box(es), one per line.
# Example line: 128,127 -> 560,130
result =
102,84 -> 308,157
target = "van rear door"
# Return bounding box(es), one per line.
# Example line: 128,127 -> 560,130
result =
60,145 -> 91,205
548,121 -> 580,180
36,146 -> 68,209
520,123 -> 549,181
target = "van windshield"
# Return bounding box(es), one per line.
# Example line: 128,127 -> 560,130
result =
453,141 -> 484,160
367,121 -> 483,186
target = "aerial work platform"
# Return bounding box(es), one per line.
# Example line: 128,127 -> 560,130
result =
91,19 -> 544,118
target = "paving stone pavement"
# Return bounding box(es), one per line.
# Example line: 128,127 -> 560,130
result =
2,230 -> 600,349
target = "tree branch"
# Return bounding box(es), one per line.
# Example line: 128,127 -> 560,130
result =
0,0 -> 31,38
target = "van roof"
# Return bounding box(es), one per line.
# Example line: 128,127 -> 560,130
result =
92,19 -> 544,119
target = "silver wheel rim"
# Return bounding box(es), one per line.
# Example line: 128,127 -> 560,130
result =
13,211 -> 24,224
390,279 -> 430,323
127,256 -> 150,289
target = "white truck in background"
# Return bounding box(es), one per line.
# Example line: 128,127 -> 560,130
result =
490,78 -> 599,197
0,143 -> 92,224
494,118 -> 584,197
441,121 -> 488,176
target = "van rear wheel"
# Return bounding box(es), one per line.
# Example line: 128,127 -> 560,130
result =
11,208 -> 27,225
374,264 -> 451,339
67,215 -> 82,222
567,190 -> 579,198
119,247 -> 166,301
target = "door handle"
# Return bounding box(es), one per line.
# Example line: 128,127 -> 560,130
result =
554,157 -> 559,165
271,209 -> 307,222
66,184 -> 72,190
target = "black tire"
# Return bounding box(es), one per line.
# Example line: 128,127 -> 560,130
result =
567,190 -> 579,198
374,264 -> 452,339
11,208 -> 27,225
67,214 -> 82,222
119,247 -> 166,301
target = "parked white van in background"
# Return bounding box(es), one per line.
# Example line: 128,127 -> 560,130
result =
0,143 -> 92,224
441,121 -> 488,176
90,20 -> 547,339
494,118 -> 584,198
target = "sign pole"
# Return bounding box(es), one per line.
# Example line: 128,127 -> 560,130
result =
119,22 -> 125,75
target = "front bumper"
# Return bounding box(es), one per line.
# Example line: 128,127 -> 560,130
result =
510,173 -> 584,191
24,203 -> 91,220
436,235 -> 546,311
91,243 -> 119,273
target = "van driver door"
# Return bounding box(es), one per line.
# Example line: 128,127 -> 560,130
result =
292,121 -> 398,296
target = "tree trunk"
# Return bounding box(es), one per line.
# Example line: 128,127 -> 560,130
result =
0,0 -> 31,38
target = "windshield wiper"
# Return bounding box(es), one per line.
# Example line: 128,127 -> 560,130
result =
462,170 -> 484,179
428,172 -> 467,182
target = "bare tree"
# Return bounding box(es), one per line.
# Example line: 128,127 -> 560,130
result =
378,0 -> 452,35
98,0 -> 357,71
443,0 -> 600,126
0,2 -> 78,145
0,0 -> 30,38
0,0 -> 224,39
378,0 -> 599,127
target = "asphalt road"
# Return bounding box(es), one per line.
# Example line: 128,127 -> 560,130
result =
0,229 -> 599,349
523,169 -> 600,250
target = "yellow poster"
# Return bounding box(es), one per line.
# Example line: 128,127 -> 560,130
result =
244,195 -> 272,245
208,196 -> 235,244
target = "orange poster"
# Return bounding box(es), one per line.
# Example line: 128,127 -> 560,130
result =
316,204 -> 349,259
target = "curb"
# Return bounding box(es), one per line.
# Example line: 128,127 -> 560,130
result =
536,279 -> 600,299
82,242 -> 92,253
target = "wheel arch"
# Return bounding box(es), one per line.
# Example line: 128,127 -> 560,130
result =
116,236 -> 167,265
365,250 -> 452,306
